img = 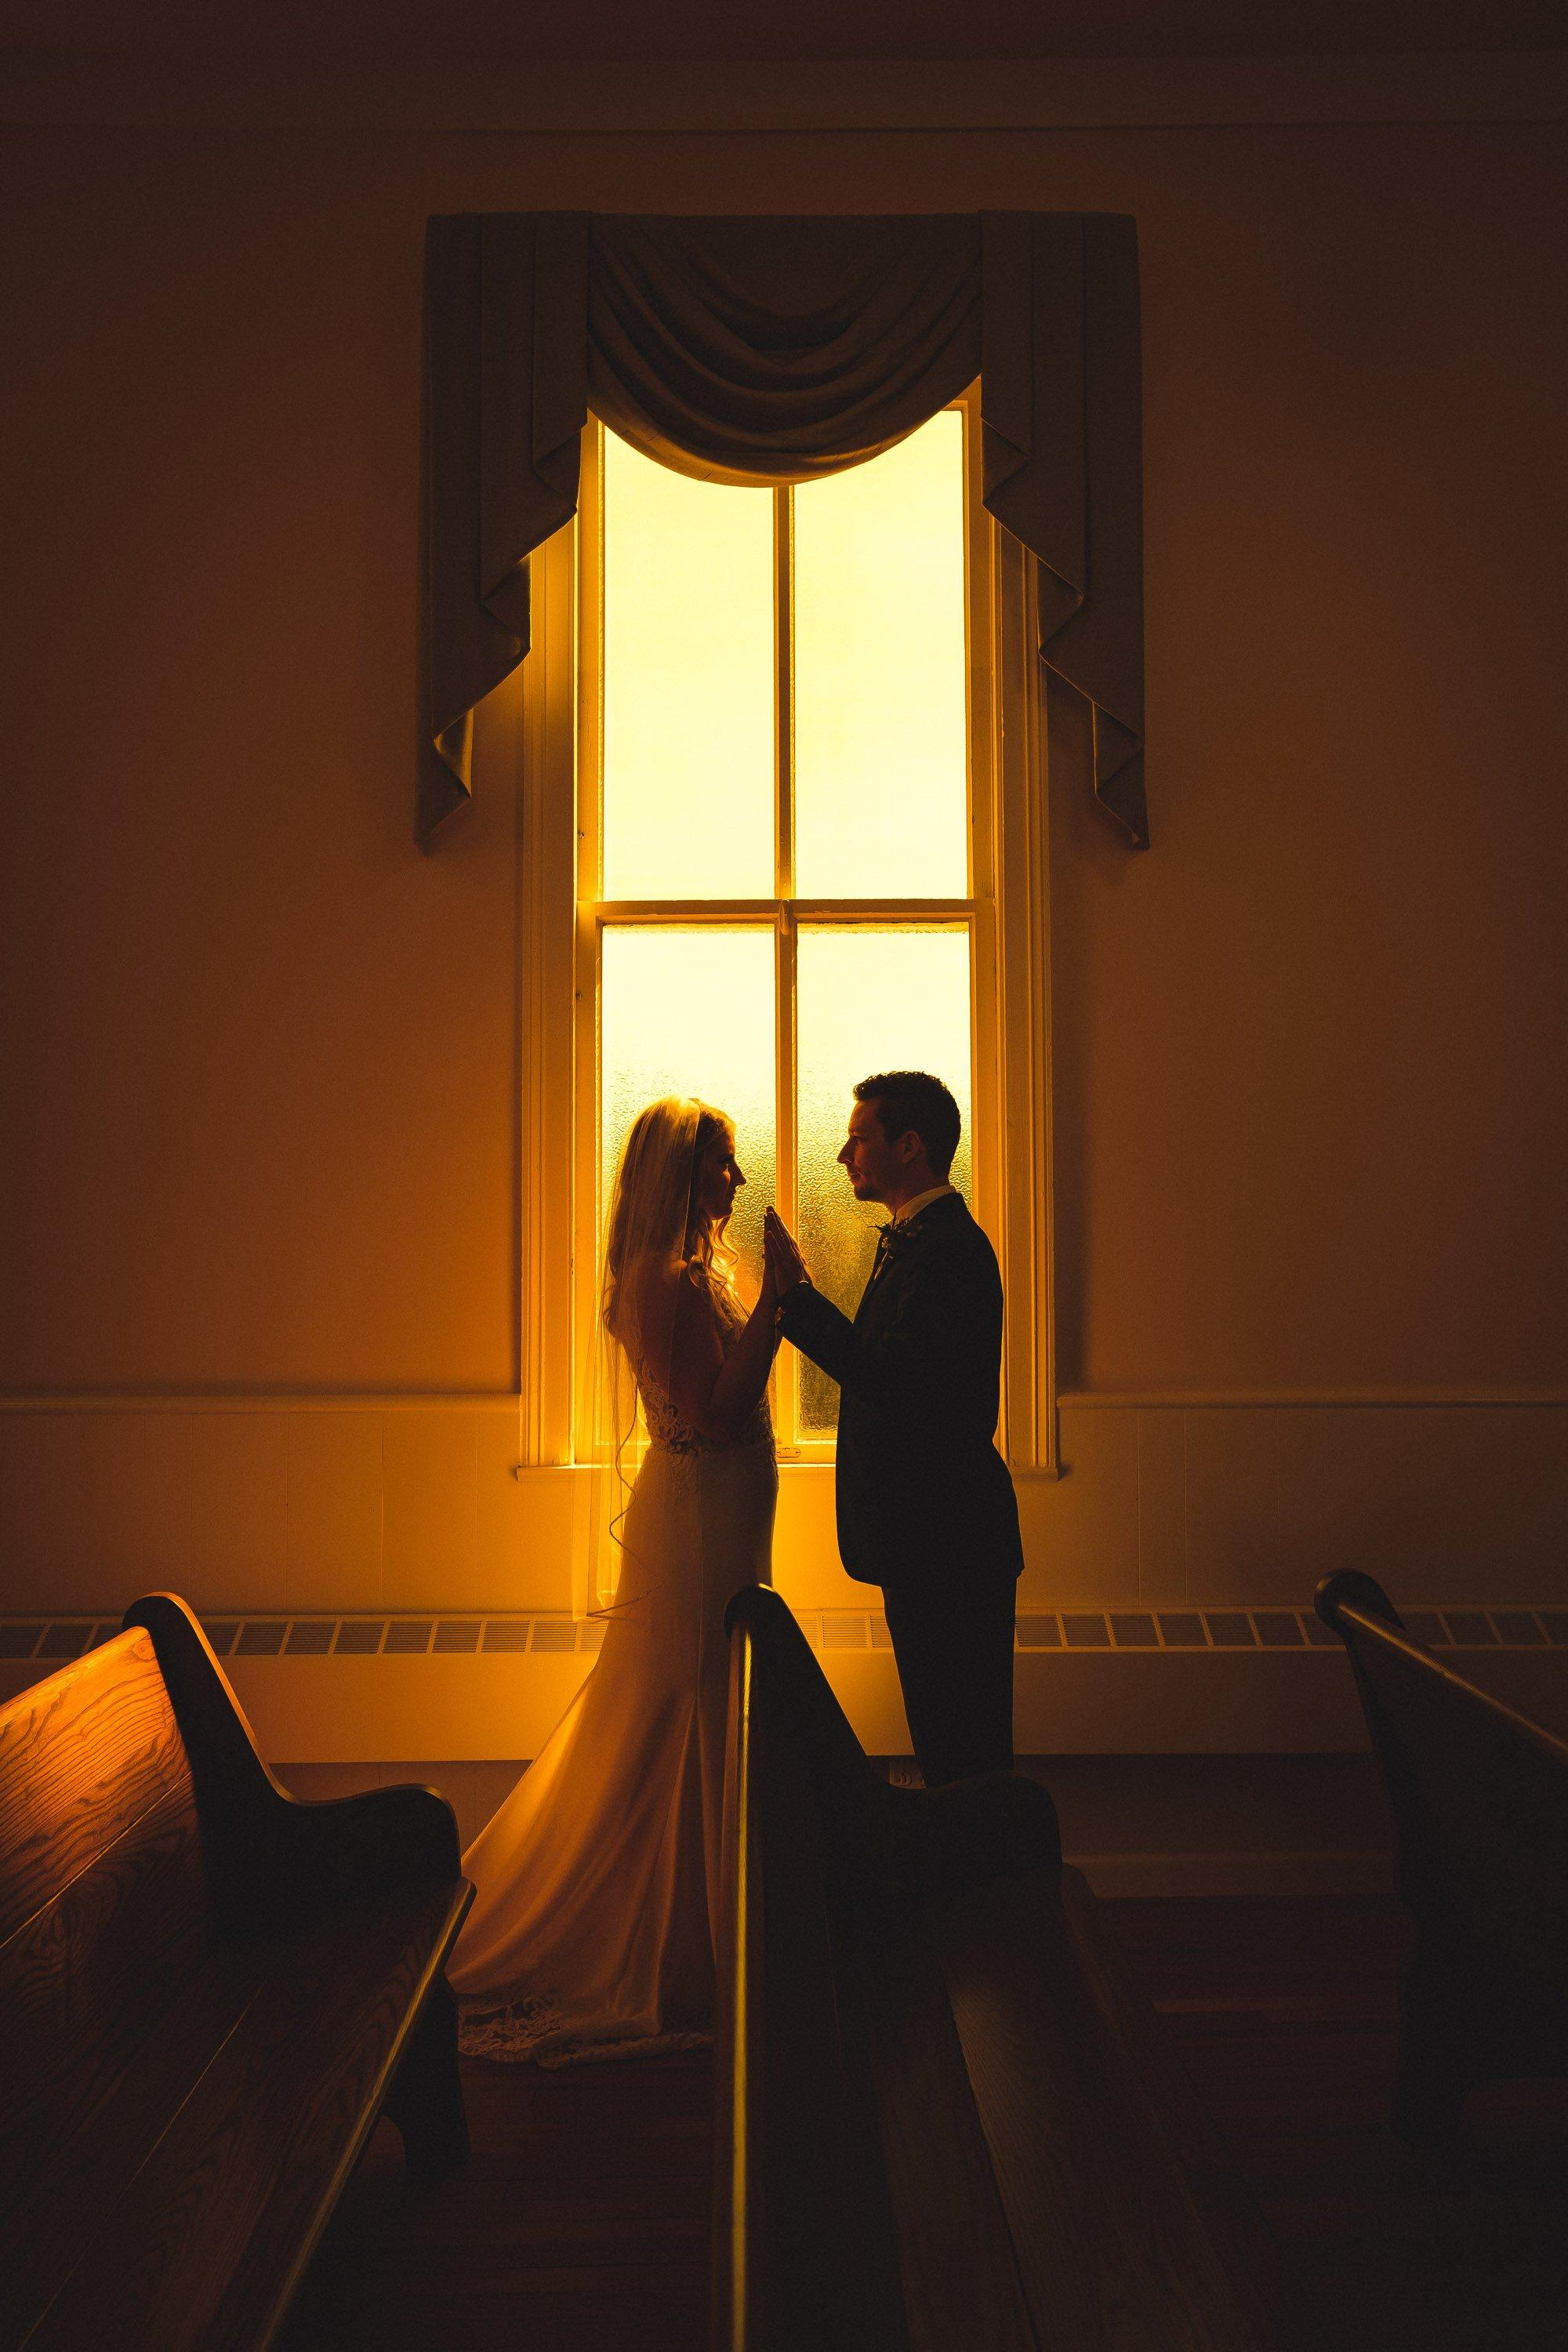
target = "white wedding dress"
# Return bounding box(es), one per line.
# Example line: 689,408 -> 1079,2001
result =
449,1279 -> 777,2063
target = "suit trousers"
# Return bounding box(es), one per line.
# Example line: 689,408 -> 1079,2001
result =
881,1573 -> 1017,1787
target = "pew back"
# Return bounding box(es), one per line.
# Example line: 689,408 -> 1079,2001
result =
0,1631 -> 210,2187
713,1584 -> 1289,2352
0,1595 -> 472,2352
1316,1570 -> 1568,2032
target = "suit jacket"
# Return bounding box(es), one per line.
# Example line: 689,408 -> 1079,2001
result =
778,1191 -> 1024,1596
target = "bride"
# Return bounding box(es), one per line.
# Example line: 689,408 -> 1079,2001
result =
450,1096 -> 780,2061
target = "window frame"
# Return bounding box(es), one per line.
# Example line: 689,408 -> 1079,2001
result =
514,382 -> 1057,1503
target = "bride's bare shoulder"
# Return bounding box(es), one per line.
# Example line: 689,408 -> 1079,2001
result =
618,1250 -> 681,1308
615,1253 -> 724,1379
617,1250 -> 706,1324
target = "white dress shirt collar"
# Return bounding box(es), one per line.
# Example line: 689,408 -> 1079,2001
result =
890,1182 -> 957,1226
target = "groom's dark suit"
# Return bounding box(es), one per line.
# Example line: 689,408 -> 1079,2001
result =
778,1190 -> 1023,1784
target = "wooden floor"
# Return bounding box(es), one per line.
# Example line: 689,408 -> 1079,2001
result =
278,1897 -> 1568,2352
278,2048 -> 712,2352
1116,1897 -> 1568,2352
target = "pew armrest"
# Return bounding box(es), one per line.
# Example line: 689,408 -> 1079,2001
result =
124,1592 -> 463,1923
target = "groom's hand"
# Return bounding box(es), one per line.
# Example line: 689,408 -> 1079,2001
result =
764,1207 -> 809,1295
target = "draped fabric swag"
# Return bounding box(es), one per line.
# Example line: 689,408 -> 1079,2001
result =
422,211 -> 1145,846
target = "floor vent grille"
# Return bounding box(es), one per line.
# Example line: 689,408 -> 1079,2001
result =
3,1606 -> 1566,1661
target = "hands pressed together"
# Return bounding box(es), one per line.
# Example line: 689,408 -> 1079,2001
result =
763,1206 -> 809,1298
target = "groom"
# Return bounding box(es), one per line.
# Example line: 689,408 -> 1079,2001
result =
764,1072 -> 1023,1786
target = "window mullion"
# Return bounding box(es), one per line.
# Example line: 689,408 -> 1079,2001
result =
775,483 -> 799,1447
775,484 -> 795,902
775,907 -> 799,1454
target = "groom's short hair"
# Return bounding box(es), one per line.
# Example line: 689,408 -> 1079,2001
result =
855,1072 -> 961,1179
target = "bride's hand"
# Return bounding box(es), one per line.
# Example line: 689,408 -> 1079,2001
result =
764,1207 -> 808,1293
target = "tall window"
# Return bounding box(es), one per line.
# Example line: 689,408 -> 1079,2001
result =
575,401 -> 992,1457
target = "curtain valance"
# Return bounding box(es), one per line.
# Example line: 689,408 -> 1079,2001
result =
422,211 -> 1145,846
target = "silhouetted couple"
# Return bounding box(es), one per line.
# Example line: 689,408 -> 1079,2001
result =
451,1072 -> 1022,2061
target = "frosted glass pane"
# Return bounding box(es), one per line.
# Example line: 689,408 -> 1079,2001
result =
601,433 -> 775,900
793,412 -> 968,899
600,927 -> 776,1290
795,926 -> 972,1437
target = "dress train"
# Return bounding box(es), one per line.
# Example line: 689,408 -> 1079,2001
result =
448,1406 -> 776,2064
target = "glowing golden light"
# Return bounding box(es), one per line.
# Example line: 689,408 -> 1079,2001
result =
600,926 -> 777,1281
793,412 -> 969,900
595,412 -> 976,1449
795,925 -> 973,1435
601,434 -> 775,900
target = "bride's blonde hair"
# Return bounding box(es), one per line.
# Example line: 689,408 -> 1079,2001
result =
593,1097 -> 737,1605
601,1096 -> 736,1358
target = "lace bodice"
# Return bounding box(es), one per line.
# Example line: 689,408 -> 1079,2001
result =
639,1374 -> 772,1456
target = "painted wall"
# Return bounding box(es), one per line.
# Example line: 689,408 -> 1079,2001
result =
2,60 -> 1565,1749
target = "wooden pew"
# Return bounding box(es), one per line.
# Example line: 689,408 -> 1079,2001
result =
0,1591 -> 473,2352
711,1583 -> 1291,2352
1316,1568 -> 1568,2142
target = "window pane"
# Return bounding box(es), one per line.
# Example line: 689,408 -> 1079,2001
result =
600,927 -> 776,1287
794,926 -> 972,1437
793,412 -> 968,900
601,433 -> 775,900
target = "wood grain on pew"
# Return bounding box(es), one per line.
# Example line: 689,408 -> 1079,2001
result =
0,1594 -> 473,2352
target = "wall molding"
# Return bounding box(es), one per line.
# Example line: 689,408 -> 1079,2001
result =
1058,1389 -> 1568,1409
5,1386 -> 1562,1413
2,49 -> 1565,134
4,1401 -> 1563,1632
0,1390 -> 528,1412
1075,1850 -> 1395,1900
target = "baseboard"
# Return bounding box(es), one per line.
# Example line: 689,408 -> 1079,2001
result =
5,1603 -> 1563,1759
272,1755 -> 1399,1893
1075,1849 -> 1396,1900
